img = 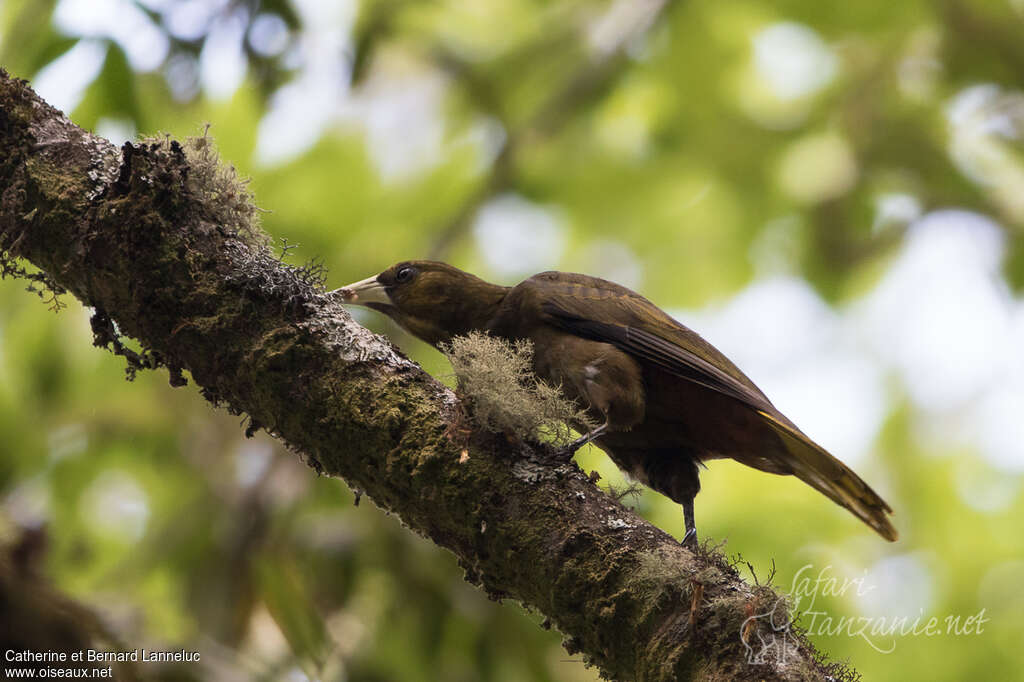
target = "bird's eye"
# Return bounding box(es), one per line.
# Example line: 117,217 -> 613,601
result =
395,266 -> 414,283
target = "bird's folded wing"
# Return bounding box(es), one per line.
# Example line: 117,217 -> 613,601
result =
538,280 -> 898,541
540,296 -> 778,417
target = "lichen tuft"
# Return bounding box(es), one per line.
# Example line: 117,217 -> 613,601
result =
139,126 -> 267,247
444,332 -> 595,447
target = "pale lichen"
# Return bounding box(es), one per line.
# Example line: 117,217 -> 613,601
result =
139,127 -> 266,247
444,331 -> 595,447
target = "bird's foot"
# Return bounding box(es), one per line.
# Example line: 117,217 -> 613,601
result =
681,527 -> 697,548
681,497 -> 698,548
546,422 -> 609,464
544,442 -> 582,465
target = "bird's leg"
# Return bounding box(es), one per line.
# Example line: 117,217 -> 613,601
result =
682,496 -> 698,547
548,421 -> 609,462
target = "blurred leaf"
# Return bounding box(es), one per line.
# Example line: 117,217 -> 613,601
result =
73,42 -> 140,131
0,0 -> 59,77
258,554 -> 330,674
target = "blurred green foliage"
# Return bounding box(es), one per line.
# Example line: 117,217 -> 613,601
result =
2,0 -> 1023,680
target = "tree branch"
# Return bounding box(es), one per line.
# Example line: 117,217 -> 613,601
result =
0,69 -> 852,682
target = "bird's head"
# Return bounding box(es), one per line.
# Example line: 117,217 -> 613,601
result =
334,261 -> 508,347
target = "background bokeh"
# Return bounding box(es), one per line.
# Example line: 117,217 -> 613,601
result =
2,0 -> 1023,679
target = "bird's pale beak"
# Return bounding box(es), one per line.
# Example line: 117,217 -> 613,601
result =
332,275 -> 391,306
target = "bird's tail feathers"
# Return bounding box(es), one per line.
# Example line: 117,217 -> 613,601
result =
758,410 -> 898,542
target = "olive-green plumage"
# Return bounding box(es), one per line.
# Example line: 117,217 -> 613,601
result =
337,261 -> 897,543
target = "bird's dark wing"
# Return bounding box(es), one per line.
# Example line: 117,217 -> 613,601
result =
522,272 -> 898,541
524,273 -> 897,541
530,273 -> 778,417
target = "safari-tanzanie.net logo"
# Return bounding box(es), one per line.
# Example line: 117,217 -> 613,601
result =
740,563 -> 988,665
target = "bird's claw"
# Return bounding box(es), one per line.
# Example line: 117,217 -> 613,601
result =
681,527 -> 698,548
545,422 -> 610,464
544,441 -> 583,465
546,422 -> 609,464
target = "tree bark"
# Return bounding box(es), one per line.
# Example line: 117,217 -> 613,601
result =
0,69 -> 852,682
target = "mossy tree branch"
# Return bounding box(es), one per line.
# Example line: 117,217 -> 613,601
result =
0,69 -> 853,682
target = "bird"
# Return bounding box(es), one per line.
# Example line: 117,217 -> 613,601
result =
334,260 -> 897,544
